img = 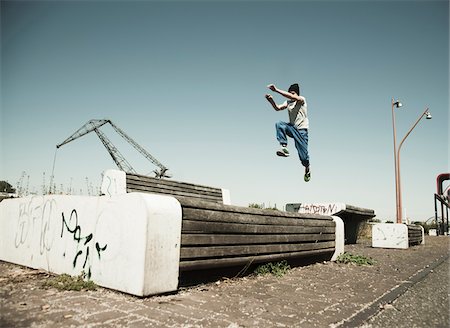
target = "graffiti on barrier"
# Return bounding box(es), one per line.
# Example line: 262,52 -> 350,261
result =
299,203 -> 340,216
14,196 -> 56,254
61,209 -> 107,278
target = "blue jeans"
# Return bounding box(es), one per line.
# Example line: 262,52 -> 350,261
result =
276,121 -> 310,168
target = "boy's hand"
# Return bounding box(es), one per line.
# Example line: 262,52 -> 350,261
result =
267,84 -> 277,92
265,94 -> 273,101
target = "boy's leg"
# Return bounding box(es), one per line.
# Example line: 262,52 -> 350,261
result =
291,129 -> 310,166
291,129 -> 311,181
275,121 -> 291,157
275,121 -> 290,146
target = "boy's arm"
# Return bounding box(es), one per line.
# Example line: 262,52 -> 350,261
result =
268,84 -> 305,104
265,94 -> 287,111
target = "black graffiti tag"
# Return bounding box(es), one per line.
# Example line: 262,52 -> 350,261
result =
61,209 -> 107,278
300,203 -> 338,215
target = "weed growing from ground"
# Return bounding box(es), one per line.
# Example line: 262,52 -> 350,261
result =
43,271 -> 97,291
336,252 -> 376,266
254,260 -> 291,277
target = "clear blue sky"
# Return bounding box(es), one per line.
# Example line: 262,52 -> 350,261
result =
1,0 -> 448,222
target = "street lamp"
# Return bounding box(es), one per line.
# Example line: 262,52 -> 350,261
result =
391,98 -> 403,223
391,99 -> 432,223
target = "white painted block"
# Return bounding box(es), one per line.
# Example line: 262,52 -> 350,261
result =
331,216 -> 345,261
221,189 -> 231,205
372,223 -> 408,249
101,169 -> 126,196
0,193 -> 182,296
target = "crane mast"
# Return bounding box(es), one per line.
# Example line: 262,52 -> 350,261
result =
56,119 -> 170,178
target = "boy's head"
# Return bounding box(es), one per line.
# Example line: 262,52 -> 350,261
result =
288,83 -> 300,95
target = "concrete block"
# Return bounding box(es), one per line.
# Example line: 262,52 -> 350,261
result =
221,189 -> 231,205
372,223 -> 408,249
101,169 -> 126,196
0,192 -> 182,297
331,216 -> 345,261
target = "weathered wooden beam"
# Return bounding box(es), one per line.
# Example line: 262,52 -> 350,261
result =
126,174 -> 224,203
127,173 -> 222,194
177,197 -> 333,221
181,233 -> 335,246
179,248 -> 335,271
127,185 -> 222,202
181,208 -> 334,227
182,220 -> 336,234
126,183 -> 222,198
180,241 -> 335,259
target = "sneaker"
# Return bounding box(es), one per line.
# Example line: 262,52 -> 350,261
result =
304,167 -> 311,182
276,146 -> 290,157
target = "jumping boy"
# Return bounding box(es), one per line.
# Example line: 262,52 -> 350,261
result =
265,83 -> 311,182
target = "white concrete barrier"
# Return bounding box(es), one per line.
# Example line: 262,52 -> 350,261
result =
372,223 -> 408,249
0,193 -> 182,297
372,223 -> 425,249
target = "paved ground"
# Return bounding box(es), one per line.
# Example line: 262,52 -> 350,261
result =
365,257 -> 449,328
1,236 -> 449,328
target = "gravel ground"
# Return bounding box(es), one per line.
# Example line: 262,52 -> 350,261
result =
1,236 -> 449,328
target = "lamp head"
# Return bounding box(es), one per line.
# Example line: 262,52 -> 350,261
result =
426,111 -> 432,119
393,100 -> 403,108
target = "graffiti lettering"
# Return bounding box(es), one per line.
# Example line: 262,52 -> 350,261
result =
299,203 -> 338,216
14,196 -> 56,254
61,209 -> 107,278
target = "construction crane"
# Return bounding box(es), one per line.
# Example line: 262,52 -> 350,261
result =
56,119 -> 170,178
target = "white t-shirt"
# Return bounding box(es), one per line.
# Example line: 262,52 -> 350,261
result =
283,99 -> 309,129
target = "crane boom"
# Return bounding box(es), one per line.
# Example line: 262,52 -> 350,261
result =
109,121 -> 169,178
56,119 -> 170,178
56,119 -> 109,149
93,127 -> 136,174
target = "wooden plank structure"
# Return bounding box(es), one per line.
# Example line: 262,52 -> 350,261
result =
177,197 -> 336,272
126,173 -> 225,203
407,224 -> 423,245
122,173 -> 338,272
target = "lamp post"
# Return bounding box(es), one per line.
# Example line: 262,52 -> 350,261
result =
396,107 -> 432,223
391,98 -> 402,223
391,99 -> 432,223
